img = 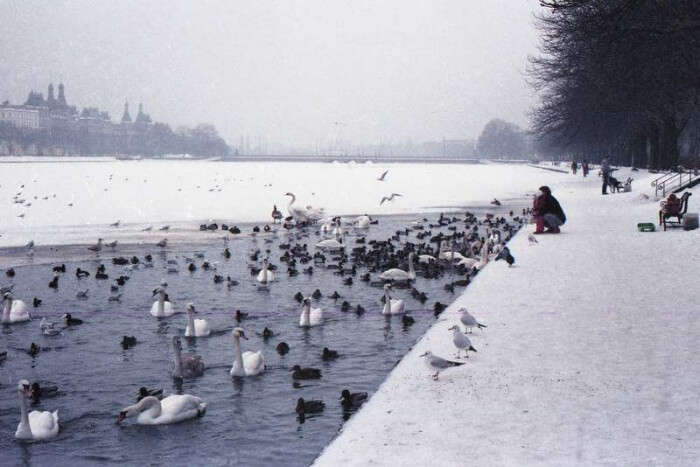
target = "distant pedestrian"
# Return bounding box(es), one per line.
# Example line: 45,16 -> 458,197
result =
582,160 -> 589,177
571,160 -> 578,175
600,158 -> 611,195
532,186 -> 566,234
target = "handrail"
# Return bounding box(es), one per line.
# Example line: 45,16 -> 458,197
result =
654,170 -> 698,198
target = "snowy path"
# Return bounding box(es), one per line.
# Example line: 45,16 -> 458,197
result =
314,171 -> 700,466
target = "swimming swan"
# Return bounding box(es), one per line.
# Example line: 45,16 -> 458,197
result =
15,379 -> 59,440
256,258 -> 275,284
379,253 -> 416,281
184,303 -> 211,337
116,394 -> 206,425
172,336 -> 205,379
230,328 -> 265,376
2,293 -> 30,324
299,298 -> 323,327
150,282 -> 175,317
381,284 -> 405,315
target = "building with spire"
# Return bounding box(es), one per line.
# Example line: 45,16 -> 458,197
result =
121,101 -> 132,123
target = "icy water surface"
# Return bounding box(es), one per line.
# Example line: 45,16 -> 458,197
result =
0,211 -> 519,466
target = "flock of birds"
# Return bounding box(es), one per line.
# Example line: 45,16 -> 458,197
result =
1,167 -> 531,444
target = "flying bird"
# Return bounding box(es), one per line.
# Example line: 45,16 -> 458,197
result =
377,170 -> 389,181
380,193 -> 403,205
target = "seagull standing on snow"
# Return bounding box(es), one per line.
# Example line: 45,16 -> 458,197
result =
448,325 -> 477,358
459,307 -> 487,333
528,233 -> 538,245
419,351 -> 464,380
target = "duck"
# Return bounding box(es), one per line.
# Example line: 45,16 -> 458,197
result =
291,365 -> 321,380
234,309 -> 248,321
116,394 -> 206,426
230,328 -> 265,377
121,335 -> 137,349
32,297 -> 42,308
322,347 -> 339,360
379,252 -> 416,281
171,336 -> 205,379
30,382 -> 59,404
48,275 -> 59,289
276,342 -> 290,355
15,379 -> 59,440
76,289 -> 89,299
63,313 -> 83,326
137,387 -> 163,402
150,282 -> 175,317
256,258 -> 275,284
75,268 -> 90,278
299,298 -> 323,327
2,292 -> 30,323
401,315 -> 415,326
311,289 -> 322,300
296,397 -> 324,415
340,389 -> 368,409
6,267 -> 15,277
381,284 -> 405,315
271,205 -> 283,223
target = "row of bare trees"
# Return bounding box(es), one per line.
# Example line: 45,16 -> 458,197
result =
529,0 -> 700,168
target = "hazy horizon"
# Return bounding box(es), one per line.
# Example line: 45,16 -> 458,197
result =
0,0 -> 540,148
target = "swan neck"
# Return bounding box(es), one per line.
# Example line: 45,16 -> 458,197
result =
186,311 -> 195,335
232,335 -> 244,371
173,342 -> 183,377
2,300 -> 9,321
300,304 -> 310,325
18,389 -> 31,437
138,397 -> 161,418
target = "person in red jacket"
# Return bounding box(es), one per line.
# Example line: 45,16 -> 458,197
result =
532,185 -> 567,234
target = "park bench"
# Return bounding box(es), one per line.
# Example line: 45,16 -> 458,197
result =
659,192 -> 692,231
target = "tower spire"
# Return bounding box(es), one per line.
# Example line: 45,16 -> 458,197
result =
121,100 -> 132,123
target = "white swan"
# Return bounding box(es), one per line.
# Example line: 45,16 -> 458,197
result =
256,258 -> 275,284
316,232 -> 344,251
474,241 -> 490,270
418,254 -> 436,264
438,240 -> 467,261
354,215 -> 371,229
150,282 -> 175,317
285,192 -> 324,223
172,336 -> 205,379
2,292 -> 30,324
230,328 -> 265,376
299,298 -> 323,327
116,394 -> 206,425
15,379 -> 59,440
379,252 -> 416,281
381,284 -> 405,315
184,303 -> 211,337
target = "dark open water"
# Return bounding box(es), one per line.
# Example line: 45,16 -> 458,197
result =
0,210 -> 519,466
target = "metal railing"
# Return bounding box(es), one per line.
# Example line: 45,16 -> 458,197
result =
652,170 -> 698,198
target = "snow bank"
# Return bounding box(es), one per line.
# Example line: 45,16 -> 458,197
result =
1,159 -> 558,248
314,170 -> 700,466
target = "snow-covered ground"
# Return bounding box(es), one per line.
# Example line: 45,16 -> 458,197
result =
314,170 -> 700,466
2,158 -> 544,248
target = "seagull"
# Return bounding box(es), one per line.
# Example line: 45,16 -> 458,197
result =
380,193 -> 403,205
459,307 -> 487,333
448,325 -> 477,358
159,225 -> 170,231
105,240 -> 118,248
110,220 -> 120,227
528,233 -> 538,244
142,226 -> 153,232
377,170 -> 389,181
87,238 -> 103,252
156,239 -> 167,248
419,351 -> 464,380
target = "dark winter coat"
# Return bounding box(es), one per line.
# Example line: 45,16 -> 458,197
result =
532,188 -> 566,224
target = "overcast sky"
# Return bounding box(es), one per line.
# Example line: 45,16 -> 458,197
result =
0,0 -> 540,147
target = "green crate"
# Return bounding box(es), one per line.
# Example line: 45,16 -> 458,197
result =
637,222 -> 655,232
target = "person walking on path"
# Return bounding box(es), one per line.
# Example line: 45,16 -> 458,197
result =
582,160 -> 589,177
601,158 -> 611,194
532,186 -> 566,234
571,160 -> 578,175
